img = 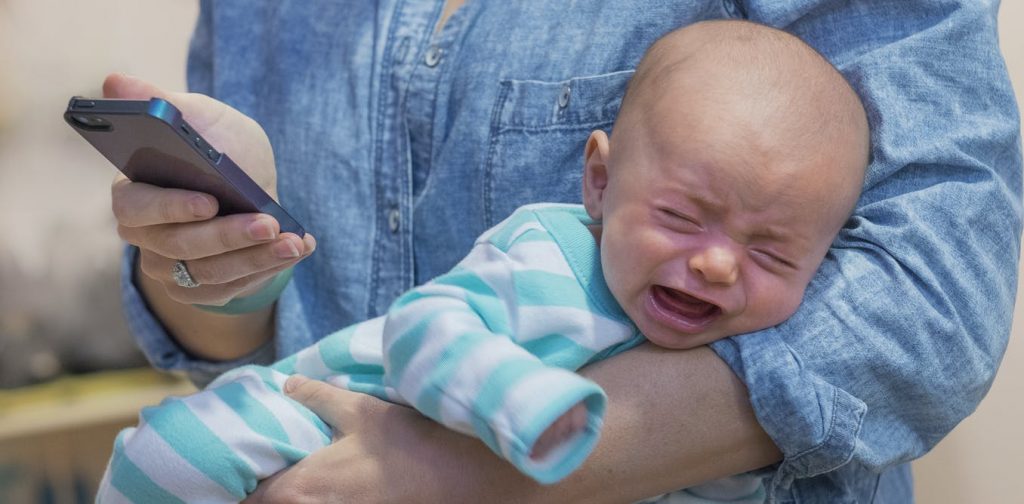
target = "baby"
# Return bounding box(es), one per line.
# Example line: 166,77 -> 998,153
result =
98,20 -> 868,503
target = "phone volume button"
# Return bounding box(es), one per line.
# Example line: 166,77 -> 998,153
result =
206,148 -> 221,163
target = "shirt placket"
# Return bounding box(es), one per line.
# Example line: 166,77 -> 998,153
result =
369,0 -> 447,316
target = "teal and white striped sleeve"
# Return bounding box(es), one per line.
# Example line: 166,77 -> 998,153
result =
382,207 -> 621,484
97,317 -> 395,504
270,316 -> 398,402
96,365 -> 333,503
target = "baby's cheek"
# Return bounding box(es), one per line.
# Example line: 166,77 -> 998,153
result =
602,228 -> 650,280
774,283 -> 807,324
749,278 -> 805,328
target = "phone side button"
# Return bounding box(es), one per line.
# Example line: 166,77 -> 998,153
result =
206,148 -> 221,163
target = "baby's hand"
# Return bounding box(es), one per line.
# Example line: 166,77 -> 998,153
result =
530,402 -> 588,460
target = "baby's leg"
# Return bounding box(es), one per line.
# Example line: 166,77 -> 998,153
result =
96,366 -> 332,503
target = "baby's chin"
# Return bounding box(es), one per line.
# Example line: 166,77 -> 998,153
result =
634,317 -> 728,350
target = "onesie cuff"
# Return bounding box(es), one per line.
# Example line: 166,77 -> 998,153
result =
484,367 -> 607,484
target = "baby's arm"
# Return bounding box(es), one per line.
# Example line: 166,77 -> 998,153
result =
382,211 -> 631,484
382,264 -> 605,485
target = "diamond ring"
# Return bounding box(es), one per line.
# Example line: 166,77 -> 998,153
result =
171,260 -> 201,288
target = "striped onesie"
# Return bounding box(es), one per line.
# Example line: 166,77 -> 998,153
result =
98,204 -> 762,503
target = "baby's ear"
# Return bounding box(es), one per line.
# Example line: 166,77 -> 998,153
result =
582,130 -> 611,220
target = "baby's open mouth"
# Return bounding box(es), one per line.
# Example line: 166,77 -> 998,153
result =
648,285 -> 721,332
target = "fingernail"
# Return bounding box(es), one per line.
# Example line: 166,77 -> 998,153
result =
274,238 -> 300,259
248,219 -> 276,241
189,196 -> 213,218
303,234 -> 317,254
284,375 -> 308,394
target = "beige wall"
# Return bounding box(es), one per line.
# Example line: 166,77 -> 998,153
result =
0,0 -> 199,387
0,1 -> 1021,502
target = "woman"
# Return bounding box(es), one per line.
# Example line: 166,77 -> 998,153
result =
107,1 -> 1021,501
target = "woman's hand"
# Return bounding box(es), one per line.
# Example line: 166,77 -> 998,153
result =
103,73 -> 316,360
104,73 -> 316,308
243,375 -> 548,504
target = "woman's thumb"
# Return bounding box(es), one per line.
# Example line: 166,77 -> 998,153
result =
102,73 -> 171,100
284,375 -> 336,419
99,72 -> 232,135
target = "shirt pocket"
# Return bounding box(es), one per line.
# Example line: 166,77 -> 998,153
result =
483,70 -> 634,227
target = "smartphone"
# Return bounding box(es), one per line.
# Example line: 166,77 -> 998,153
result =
64,97 -> 305,236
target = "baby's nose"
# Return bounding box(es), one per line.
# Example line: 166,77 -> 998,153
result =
688,246 -> 739,285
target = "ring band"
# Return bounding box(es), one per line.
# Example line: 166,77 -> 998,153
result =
171,260 -> 201,288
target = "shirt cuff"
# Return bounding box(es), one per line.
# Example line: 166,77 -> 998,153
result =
120,245 -> 278,387
710,329 -> 867,499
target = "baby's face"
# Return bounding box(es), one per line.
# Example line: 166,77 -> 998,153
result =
583,93 -> 857,349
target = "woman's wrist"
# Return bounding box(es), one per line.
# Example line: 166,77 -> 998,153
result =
135,259 -> 277,361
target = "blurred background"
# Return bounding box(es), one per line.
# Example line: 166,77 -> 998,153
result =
0,1 -> 1020,502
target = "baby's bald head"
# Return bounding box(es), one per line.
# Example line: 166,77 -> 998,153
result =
615,20 -> 870,227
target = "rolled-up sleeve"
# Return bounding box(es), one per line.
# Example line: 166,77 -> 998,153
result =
711,0 -> 1021,496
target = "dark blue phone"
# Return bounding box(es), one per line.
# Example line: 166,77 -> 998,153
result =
64,97 -> 305,236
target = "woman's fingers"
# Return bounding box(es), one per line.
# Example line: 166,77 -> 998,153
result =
282,375 -> 404,441
182,233 -> 313,285
111,176 -> 218,227
137,233 -> 313,305
141,251 -> 301,306
137,233 -> 311,285
103,73 -> 173,101
111,165 -> 317,306
119,213 -> 287,260
283,375 -> 365,434
103,73 -> 232,135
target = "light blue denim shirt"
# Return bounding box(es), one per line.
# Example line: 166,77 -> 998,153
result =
122,1 -> 1022,502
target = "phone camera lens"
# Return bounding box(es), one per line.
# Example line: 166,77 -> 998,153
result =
71,114 -> 111,130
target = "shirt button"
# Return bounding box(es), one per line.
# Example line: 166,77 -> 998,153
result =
424,45 -> 443,67
388,208 -> 401,233
558,84 -> 571,108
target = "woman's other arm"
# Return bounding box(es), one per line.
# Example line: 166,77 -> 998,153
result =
246,345 -> 778,504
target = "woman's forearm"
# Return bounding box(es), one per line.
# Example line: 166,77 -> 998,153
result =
430,343 -> 782,502
420,343 -> 782,503
249,343 -> 780,503
566,343 -> 781,501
